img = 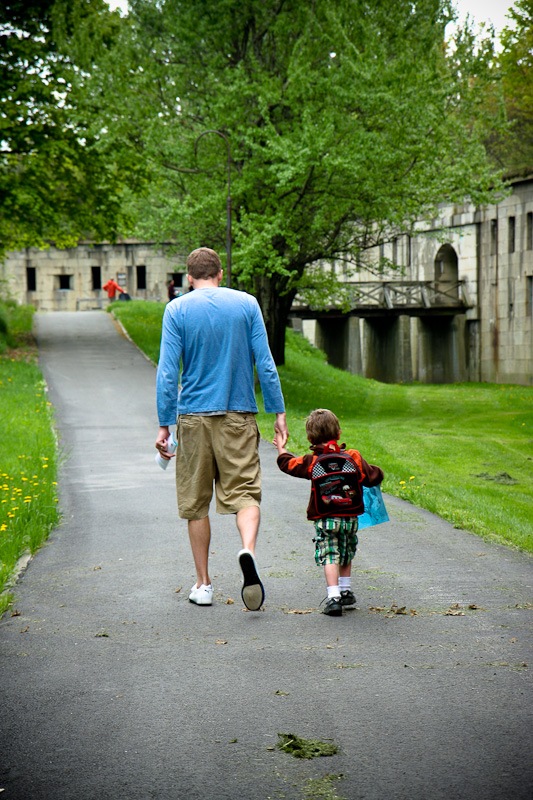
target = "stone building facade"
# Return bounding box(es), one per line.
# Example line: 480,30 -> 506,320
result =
1,240 -> 187,311
299,175 -> 532,385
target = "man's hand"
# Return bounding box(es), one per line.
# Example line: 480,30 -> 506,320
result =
155,425 -> 174,460
274,412 -> 289,449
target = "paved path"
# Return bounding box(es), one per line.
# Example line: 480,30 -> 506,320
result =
1,311 -> 532,800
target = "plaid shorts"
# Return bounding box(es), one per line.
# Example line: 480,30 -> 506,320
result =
313,517 -> 359,566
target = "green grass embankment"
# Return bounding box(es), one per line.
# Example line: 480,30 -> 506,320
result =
111,300 -> 533,553
0,302 -> 60,614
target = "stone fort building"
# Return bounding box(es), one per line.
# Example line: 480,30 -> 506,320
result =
2,176 -> 532,385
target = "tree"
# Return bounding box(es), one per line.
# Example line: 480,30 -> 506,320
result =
0,0 -> 143,259
488,0 -> 533,174
78,0 -> 503,363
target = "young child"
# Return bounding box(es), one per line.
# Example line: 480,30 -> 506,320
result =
275,408 -> 384,616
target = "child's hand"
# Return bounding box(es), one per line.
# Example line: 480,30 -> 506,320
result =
273,433 -> 287,455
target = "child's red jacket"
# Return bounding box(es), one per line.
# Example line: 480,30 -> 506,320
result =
277,442 -> 384,521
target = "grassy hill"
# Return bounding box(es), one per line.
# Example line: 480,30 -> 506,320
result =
111,300 -> 533,553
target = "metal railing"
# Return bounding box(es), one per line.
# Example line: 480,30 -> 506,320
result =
294,280 -> 471,312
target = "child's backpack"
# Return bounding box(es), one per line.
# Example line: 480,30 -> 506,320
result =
310,450 -> 365,518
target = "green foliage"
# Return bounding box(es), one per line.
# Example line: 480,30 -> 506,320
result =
489,0 -> 533,174
0,0 -> 143,257
75,0 -> 504,361
0,300 -> 35,353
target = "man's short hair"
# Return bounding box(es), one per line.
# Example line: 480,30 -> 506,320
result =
306,408 -> 341,445
186,247 -> 222,280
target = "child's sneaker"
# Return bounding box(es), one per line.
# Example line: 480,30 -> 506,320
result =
238,549 -> 265,610
321,596 -> 343,616
340,589 -> 356,607
189,583 -> 213,605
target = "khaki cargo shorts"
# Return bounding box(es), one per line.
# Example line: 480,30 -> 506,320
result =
175,412 -> 261,519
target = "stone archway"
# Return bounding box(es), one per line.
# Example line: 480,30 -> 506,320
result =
434,244 -> 459,302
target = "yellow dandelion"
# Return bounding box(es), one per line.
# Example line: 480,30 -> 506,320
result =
0,523 -> 7,531
409,476 -> 415,481
399,480 -> 406,485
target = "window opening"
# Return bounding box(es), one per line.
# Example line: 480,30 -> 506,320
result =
91,266 -> 102,291
136,265 -> 147,290
26,267 -> 36,292
508,217 -> 515,254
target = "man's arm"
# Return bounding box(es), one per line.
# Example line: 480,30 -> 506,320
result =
156,305 -> 183,426
274,412 -> 288,449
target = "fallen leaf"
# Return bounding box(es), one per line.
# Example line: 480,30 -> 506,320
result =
93,565 -> 102,571
20,626 -> 29,633
226,598 -> 234,605
275,690 -> 289,696
10,610 -> 21,617
468,604 -> 483,610
410,609 -> 418,616
286,608 -> 314,615
445,607 -> 465,616
174,586 -> 182,594
215,639 -> 228,645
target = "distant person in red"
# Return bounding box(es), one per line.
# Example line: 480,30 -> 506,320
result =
102,278 -> 124,299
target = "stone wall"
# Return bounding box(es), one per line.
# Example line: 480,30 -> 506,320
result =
1,241 -> 187,312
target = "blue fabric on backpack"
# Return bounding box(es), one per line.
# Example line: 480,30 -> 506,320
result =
358,485 -> 389,530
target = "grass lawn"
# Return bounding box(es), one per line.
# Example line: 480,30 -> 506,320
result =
0,302 -> 60,614
111,300 -> 533,553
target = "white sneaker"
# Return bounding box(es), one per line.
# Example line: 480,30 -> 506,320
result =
189,583 -> 213,605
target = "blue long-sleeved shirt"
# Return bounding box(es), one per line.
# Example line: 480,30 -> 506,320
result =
156,287 -> 285,425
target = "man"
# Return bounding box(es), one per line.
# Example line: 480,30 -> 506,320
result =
155,247 -> 288,611
102,277 -> 125,300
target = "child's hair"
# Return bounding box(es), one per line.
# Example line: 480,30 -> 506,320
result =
305,408 -> 341,445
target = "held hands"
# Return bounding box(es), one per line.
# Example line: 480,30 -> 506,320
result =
273,413 -> 289,454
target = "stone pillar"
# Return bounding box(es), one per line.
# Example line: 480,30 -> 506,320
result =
345,316 -> 363,375
363,315 -> 413,383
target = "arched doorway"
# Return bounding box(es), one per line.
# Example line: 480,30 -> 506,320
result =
434,244 -> 459,302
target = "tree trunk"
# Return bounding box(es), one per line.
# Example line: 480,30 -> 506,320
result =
253,274 -> 296,365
